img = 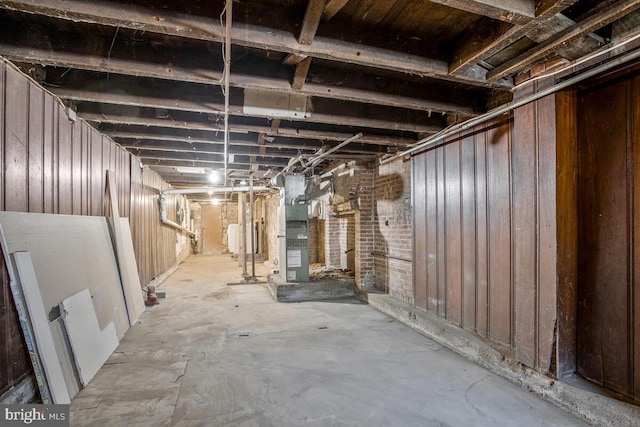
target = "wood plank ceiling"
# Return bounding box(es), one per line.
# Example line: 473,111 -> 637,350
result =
0,0 -> 639,186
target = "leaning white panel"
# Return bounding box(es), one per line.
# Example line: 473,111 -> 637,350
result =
115,218 -> 146,325
0,211 -> 129,340
11,252 -> 71,404
60,289 -> 119,386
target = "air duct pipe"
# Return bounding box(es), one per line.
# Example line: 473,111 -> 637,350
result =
161,186 -> 271,196
158,185 -> 273,235
159,194 -> 196,237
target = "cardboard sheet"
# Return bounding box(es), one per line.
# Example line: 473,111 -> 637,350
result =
60,289 -> 118,386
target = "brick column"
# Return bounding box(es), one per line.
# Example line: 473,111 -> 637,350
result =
355,164 -> 375,289
325,209 -> 342,268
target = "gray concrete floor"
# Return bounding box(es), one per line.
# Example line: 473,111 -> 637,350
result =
70,255 -> 587,426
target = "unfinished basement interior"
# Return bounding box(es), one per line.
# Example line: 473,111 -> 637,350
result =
1,0 -> 640,425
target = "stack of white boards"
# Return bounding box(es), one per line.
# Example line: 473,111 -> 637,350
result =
0,212 -> 146,403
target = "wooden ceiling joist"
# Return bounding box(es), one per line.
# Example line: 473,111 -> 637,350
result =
486,0 -> 640,81
449,0 -> 580,75
92,118 -> 413,147
54,89 -> 445,133
322,0 -> 349,21
427,0 -> 535,25
299,0 -> 326,45
0,0 -> 505,88
0,42 -> 483,116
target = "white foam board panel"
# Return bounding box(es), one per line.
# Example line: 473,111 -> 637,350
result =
0,212 -> 129,340
115,218 -> 145,326
11,252 -> 71,404
60,289 -> 118,386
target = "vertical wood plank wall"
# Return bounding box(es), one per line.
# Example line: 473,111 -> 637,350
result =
412,102 -> 559,372
412,117 -> 514,348
0,60 -> 182,396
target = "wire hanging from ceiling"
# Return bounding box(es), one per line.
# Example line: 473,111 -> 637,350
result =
220,0 -> 233,184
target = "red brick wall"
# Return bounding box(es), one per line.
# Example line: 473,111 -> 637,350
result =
374,158 -> 413,303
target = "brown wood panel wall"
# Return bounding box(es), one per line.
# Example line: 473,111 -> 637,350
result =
413,96 -> 561,369
512,87 -> 558,373
0,59 -> 181,398
412,117 -> 514,348
575,67 -> 640,402
130,165 -> 178,287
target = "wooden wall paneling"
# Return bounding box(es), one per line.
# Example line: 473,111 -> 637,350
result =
0,63 -> 5,393
71,120 -> 82,215
0,62 -> 5,212
57,109 -> 72,215
1,258 -> 30,395
425,150 -> 438,312
42,96 -> 54,214
577,78 -> 630,394
444,140 -> 462,325
633,72 -> 640,400
101,135 -> 111,215
436,148 -> 446,317
412,155 -> 427,310
474,127 -> 489,337
0,261 -> 8,394
461,133 -> 476,331
556,89 -> 579,378
486,118 -> 513,346
120,150 -> 129,218
81,124 -> 90,215
90,130 -> 102,216
536,93 -> 558,374
629,75 -> 640,401
28,85 -> 44,213
4,66 -> 28,212
513,89 -> 538,368
52,105 -> 59,214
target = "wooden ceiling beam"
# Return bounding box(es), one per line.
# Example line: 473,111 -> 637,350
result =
299,0 -> 326,45
427,0 -> 535,25
127,146 -> 301,160
86,114 -> 414,146
111,134 -> 386,154
137,152 -> 289,167
0,42 -> 481,115
486,0 -> 640,81
0,0 -> 504,88
449,0 -> 579,75
292,57 -> 312,90
322,0 -> 349,21
54,85 -> 445,132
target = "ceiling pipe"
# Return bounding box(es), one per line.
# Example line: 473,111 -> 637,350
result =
303,132 -> 363,174
222,0 -> 233,183
158,194 -> 196,237
381,46 -> 640,164
161,186 -> 271,196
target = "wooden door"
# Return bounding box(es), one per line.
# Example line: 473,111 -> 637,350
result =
577,69 -> 640,402
202,204 -> 223,255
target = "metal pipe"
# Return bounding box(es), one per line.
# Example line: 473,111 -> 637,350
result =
250,176 -> 255,278
240,192 -> 247,276
303,132 -> 363,173
161,186 -> 271,196
381,47 -> 640,164
223,0 -> 232,183
159,195 -> 196,237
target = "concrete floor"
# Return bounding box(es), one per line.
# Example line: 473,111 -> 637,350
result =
70,255 -> 586,426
